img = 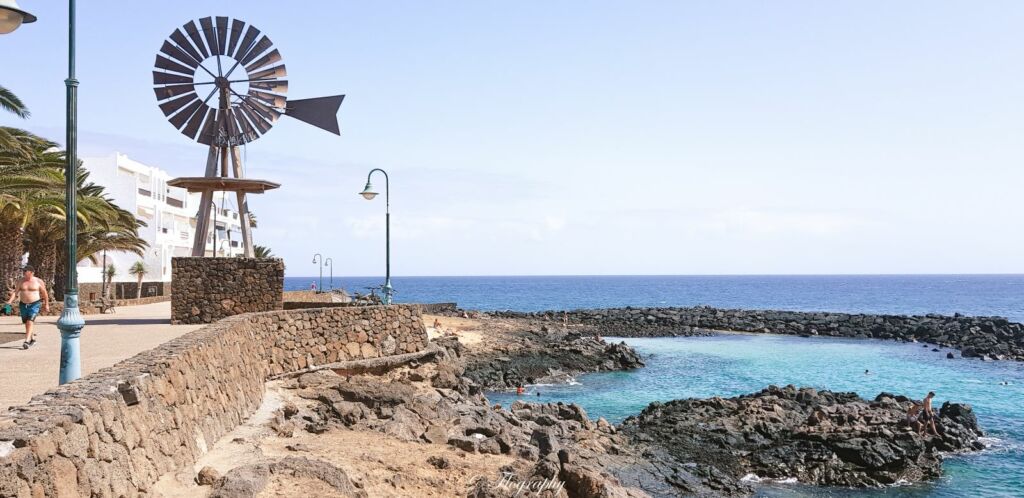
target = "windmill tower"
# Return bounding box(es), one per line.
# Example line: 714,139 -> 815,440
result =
152,16 -> 344,256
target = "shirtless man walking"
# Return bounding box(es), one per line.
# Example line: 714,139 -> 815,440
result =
5,265 -> 49,349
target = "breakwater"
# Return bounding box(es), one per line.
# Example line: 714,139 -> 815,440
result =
487,307 -> 1024,361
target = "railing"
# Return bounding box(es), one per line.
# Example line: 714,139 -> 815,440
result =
166,197 -> 184,208
138,188 -> 152,197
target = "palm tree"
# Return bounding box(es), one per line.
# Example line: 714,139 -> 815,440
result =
254,245 -> 274,258
0,86 -> 29,118
0,87 -> 32,159
129,261 -> 147,299
1,130 -> 146,296
103,264 -> 116,299
0,129 -> 62,287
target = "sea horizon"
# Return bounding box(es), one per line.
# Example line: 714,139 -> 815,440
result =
282,274 -> 1024,322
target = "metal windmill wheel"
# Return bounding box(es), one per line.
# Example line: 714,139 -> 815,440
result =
152,16 -> 344,257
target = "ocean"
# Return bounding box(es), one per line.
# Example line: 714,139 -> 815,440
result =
286,274 -> 1024,497
285,275 -> 1024,321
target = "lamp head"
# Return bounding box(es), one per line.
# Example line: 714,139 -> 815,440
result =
360,182 -> 378,200
0,0 -> 37,35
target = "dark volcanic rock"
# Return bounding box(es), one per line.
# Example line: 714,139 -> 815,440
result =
464,326 -> 645,390
619,385 -> 984,488
485,306 -> 1024,361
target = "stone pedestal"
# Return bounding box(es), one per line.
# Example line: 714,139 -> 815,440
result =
171,257 -> 284,324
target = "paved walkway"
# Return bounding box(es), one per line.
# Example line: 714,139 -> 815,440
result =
0,301 -> 203,411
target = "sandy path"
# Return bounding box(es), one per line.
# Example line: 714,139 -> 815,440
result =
154,382 -> 517,497
0,301 -> 203,411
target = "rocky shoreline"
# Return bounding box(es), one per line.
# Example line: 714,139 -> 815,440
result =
164,327 -> 986,497
149,313 -> 988,497
481,306 -> 1024,361
621,385 -> 984,489
459,318 -> 644,390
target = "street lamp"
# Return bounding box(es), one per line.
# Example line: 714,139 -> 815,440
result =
0,0 -> 36,34
312,253 -> 323,293
359,168 -> 393,305
2,1 -> 82,384
324,257 -> 333,292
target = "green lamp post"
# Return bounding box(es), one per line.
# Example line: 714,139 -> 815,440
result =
359,169 -> 393,305
1,1 -> 83,384
56,0 -> 84,384
2,0 -> 82,385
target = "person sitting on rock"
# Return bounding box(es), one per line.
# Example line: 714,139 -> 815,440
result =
904,403 -> 923,433
921,391 -> 940,436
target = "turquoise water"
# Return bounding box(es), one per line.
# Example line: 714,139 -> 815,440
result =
488,334 -> 1024,497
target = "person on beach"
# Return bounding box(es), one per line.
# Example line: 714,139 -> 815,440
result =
920,391 -> 939,436
5,266 -> 49,350
310,281 -> 317,291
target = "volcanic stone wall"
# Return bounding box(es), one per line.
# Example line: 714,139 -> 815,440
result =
0,305 -> 427,497
490,306 -> 1024,361
171,257 -> 284,324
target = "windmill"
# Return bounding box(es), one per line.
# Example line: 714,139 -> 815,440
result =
152,16 -> 344,257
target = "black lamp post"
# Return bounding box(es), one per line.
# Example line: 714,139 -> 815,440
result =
324,257 -> 333,292
359,169 -> 393,305
312,253 -> 323,293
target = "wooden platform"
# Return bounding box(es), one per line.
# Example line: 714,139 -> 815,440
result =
167,177 -> 280,193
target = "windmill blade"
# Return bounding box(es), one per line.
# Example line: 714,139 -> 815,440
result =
285,95 -> 344,135
250,80 -> 288,94
239,36 -> 273,66
245,95 -> 282,123
232,25 -> 261,64
182,105 -> 211,139
248,65 -> 286,80
244,49 -> 282,73
226,19 -> 244,57
238,101 -> 272,134
158,92 -> 198,115
168,99 -> 204,129
154,84 -> 195,101
197,107 -> 221,145
231,108 -> 259,143
249,90 -> 287,110
183,21 -> 209,58
199,17 -> 219,56
215,17 -> 229,57
153,71 -> 193,85
169,28 -> 204,63
160,40 -> 199,68
155,55 -> 195,76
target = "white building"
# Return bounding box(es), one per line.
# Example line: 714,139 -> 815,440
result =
77,153 -> 248,283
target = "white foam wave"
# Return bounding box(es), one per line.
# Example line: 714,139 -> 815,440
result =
739,473 -> 797,485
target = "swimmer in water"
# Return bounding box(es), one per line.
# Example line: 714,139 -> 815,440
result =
516,385 -> 525,395
865,369 -> 870,375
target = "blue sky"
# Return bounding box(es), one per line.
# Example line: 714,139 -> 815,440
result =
2,1 -> 1023,276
